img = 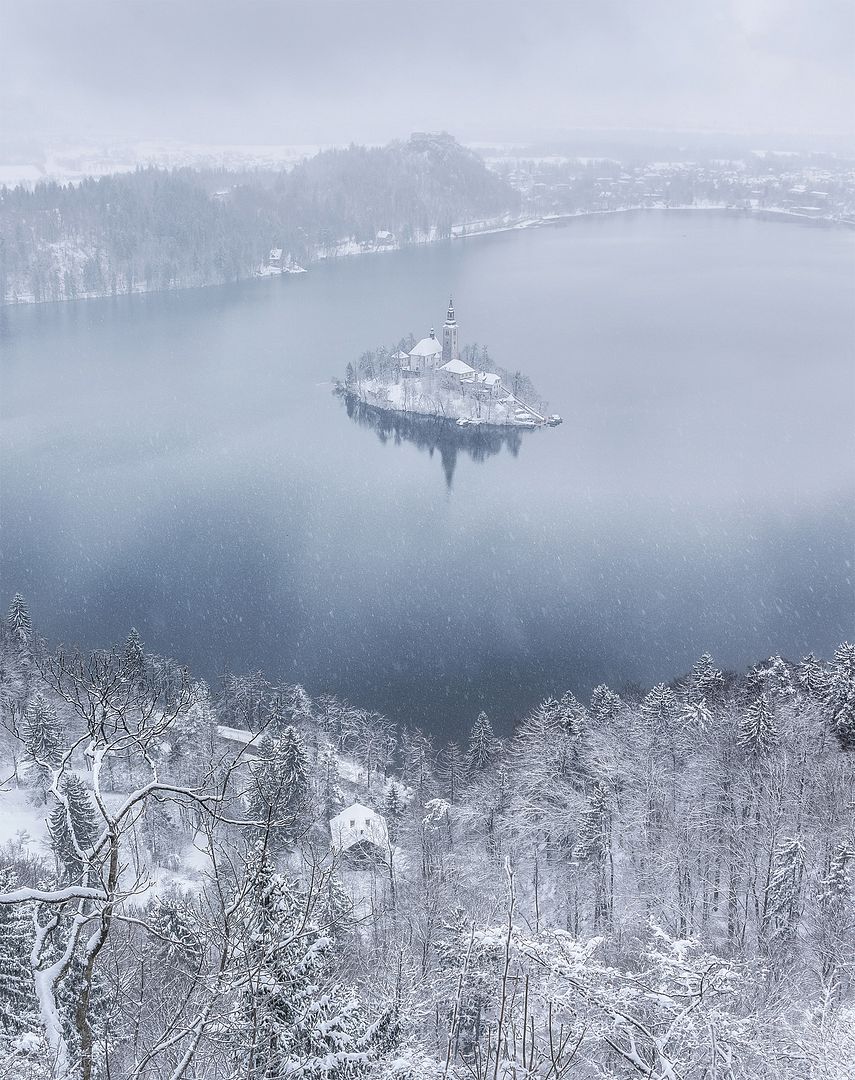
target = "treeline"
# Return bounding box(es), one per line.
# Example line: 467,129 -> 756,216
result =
0,593 -> 853,1077
0,133 -> 519,304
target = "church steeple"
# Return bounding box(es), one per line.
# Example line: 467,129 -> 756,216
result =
442,296 -> 459,363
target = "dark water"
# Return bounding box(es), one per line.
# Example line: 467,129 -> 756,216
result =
1,212 -> 853,734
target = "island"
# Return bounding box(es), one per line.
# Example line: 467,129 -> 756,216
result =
337,298 -> 562,430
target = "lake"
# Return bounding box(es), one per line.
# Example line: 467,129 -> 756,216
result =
1,211 -> 853,736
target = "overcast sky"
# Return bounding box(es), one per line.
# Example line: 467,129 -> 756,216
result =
2,0 -> 853,148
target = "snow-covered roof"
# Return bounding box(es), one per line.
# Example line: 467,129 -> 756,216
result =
269,248 -> 283,260
440,358 -> 476,375
330,802 -> 390,854
410,336 -> 443,357
392,350 -> 410,360
478,372 -> 502,386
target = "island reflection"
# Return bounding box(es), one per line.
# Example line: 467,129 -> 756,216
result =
340,392 -> 533,487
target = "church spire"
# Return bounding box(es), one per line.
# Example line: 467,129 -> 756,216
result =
442,295 -> 459,363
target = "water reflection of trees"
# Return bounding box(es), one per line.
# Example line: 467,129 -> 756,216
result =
340,392 -> 532,488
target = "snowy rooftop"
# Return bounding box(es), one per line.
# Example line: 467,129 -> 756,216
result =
410,336 -> 443,357
330,801 -> 390,854
440,358 -> 476,375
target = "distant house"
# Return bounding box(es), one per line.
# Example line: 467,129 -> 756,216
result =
268,248 -> 283,270
407,329 -> 444,374
474,371 -> 502,396
330,802 -> 390,860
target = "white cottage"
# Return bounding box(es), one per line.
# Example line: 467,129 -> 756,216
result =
330,802 -> 390,858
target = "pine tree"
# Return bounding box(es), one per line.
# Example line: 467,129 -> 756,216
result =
48,774 -> 100,883
826,642 -> 855,751
148,895 -> 203,974
738,692 -> 779,755
590,684 -> 622,724
681,697 -> 712,732
640,684 -> 680,731
123,627 -> 145,678
7,594 -> 32,645
798,652 -> 828,698
467,712 -> 500,774
234,844 -> 396,1080
247,726 -> 309,843
557,690 -> 588,736
22,694 -> 66,795
380,777 -> 408,833
0,869 -> 37,1037
687,652 -> 724,702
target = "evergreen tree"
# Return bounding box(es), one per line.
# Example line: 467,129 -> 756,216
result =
681,697 -> 712,733
380,781 -> 408,838
557,690 -> 588,736
640,683 -> 680,732
826,642 -> 855,750
7,593 -> 32,645
247,726 -> 309,843
687,652 -> 724,702
738,692 -> 779,755
234,844 -> 396,1079
123,627 -> 145,679
48,774 -> 100,883
467,712 -> 500,774
0,869 -> 36,1037
798,652 -> 828,698
148,895 -> 203,974
590,684 -> 622,724
22,694 -> 66,794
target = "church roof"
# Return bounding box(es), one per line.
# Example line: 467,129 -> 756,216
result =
440,358 -> 476,375
410,336 -> 443,357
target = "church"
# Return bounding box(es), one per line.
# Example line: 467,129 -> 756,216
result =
404,298 -> 477,382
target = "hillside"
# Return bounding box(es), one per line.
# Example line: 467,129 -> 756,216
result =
0,133 -> 520,304
0,593 -> 853,1077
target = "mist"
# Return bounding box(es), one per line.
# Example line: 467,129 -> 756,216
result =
2,0 -> 854,150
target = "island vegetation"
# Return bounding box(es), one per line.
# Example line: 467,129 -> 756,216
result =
1,593 -> 854,1078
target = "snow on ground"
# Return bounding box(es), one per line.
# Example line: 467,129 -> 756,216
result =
0,786 -> 51,856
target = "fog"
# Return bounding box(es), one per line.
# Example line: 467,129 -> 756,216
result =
2,0 -> 854,150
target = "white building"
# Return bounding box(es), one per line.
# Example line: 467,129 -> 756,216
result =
408,330 -> 443,374
330,802 -> 390,858
439,357 -> 476,385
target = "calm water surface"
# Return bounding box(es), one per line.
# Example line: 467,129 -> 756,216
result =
1,212 -> 853,734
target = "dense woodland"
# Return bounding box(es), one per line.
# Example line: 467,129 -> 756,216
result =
0,134 -> 518,303
0,593 -> 853,1078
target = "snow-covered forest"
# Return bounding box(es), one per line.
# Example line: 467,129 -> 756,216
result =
0,134 -> 518,304
1,592 -> 853,1079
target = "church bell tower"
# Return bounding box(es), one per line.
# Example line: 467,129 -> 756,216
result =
442,297 -> 459,364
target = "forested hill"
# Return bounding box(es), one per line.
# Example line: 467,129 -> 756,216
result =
1,592 -> 854,1076
0,133 -> 519,304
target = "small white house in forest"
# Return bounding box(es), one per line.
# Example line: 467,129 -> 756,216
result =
330,802 -> 390,859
